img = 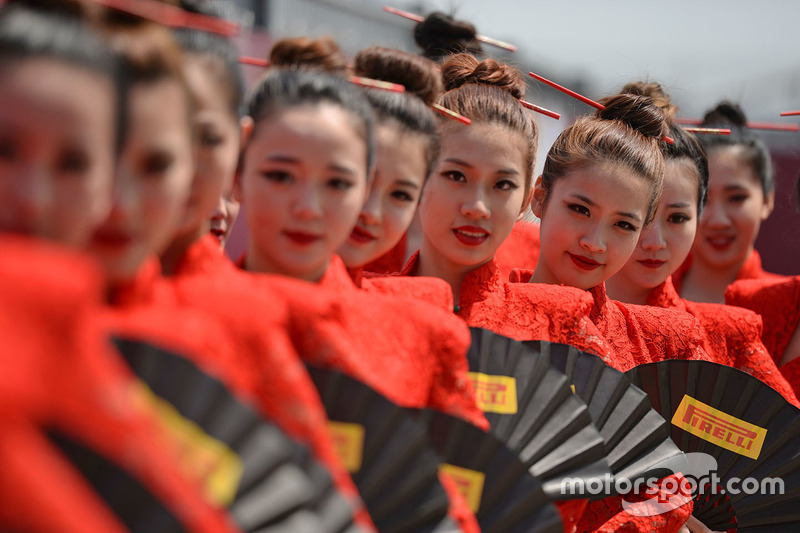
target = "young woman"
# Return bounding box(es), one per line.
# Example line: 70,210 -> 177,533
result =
0,4 -> 234,531
510,88 -> 705,533
606,82 -> 797,407
401,53 -> 611,360
337,46 -> 440,277
676,101 -> 784,303
158,2 -> 248,276
726,172 -> 800,399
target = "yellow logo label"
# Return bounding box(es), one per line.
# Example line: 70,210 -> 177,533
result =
439,464 -> 486,513
468,372 -> 518,414
135,383 -> 243,506
327,422 -> 364,473
671,394 -> 767,460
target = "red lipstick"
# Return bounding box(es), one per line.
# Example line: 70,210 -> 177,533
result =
638,259 -> 666,269
568,252 -> 602,271
452,226 -> 489,246
284,230 -> 321,245
349,225 -> 377,244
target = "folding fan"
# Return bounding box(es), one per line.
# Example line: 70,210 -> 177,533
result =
112,336 -> 360,533
466,328 -> 611,498
304,364 -> 452,533
523,338 -> 687,487
627,360 -> 800,532
46,429 -> 189,533
415,408 -> 563,533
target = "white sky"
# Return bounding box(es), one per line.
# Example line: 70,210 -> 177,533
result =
367,0 -> 800,122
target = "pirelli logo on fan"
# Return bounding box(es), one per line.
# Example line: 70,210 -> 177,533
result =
327,422 -> 364,473
671,394 -> 767,460
439,463 -> 485,513
468,372 -> 518,414
134,382 -> 243,506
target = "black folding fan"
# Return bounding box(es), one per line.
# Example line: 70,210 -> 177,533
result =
305,364 -> 453,533
466,328 -> 611,498
524,338 -> 687,488
415,408 -> 563,533
627,360 -> 800,532
112,336 -> 361,533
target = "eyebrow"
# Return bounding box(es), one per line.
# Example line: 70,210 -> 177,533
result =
667,202 -> 692,208
444,157 -> 520,176
394,179 -> 421,189
264,154 -> 356,176
724,184 -> 750,192
570,193 -> 642,221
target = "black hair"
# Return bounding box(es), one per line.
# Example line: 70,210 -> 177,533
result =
413,11 -> 483,62
173,0 -> 244,117
0,2 -> 125,151
246,68 -> 376,172
700,101 -> 774,196
354,47 -> 440,177
663,124 -> 709,215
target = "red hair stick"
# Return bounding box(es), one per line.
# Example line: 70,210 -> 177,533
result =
780,111 -> 800,117
432,104 -> 471,125
90,0 -> 239,35
519,100 -> 561,120
682,127 -> 731,135
383,6 -> 517,52
528,71 -> 673,144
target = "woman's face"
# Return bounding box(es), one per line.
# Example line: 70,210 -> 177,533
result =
0,59 -> 115,247
209,191 -> 240,249
337,123 -> 427,268
89,80 -> 194,283
611,159 -> 700,290
418,122 -> 529,272
533,162 -> 652,290
237,104 -> 369,281
176,55 -> 242,238
693,147 -> 773,271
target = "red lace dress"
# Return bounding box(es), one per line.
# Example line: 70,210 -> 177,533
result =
647,277 -> 798,406
104,241 -> 369,527
726,276 -> 800,400
672,250 -> 787,296
232,254 -> 486,532
509,270 -> 701,532
0,237 -> 236,533
401,254 -> 624,530
495,220 -> 541,281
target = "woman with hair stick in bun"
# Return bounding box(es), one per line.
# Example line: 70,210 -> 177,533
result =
726,171 -> 800,401
605,82 -> 798,409
0,3 -> 237,531
508,85 -> 715,532
394,52 -> 621,530
676,101 -> 784,304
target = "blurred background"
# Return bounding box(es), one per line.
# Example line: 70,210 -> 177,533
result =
218,0 -> 800,275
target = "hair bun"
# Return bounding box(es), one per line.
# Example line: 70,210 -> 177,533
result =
413,11 -> 482,61
440,53 -> 525,100
596,93 -> 667,139
269,36 -> 348,75
354,46 -> 442,105
701,100 -> 747,127
619,81 -> 677,125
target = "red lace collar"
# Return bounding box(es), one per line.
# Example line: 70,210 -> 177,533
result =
646,277 -> 686,311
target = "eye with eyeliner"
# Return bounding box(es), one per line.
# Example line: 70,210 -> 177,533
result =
327,177 -> 354,191
567,203 -> 590,216
260,169 -> 292,183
